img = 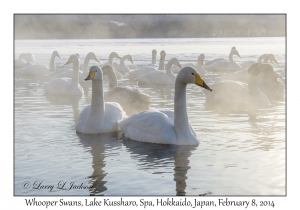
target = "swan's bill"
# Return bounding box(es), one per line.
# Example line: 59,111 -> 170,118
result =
195,74 -> 212,91
130,57 -> 134,64
85,71 -> 95,81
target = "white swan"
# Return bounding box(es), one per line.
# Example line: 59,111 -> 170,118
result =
103,52 -> 123,80
239,53 -> 278,69
222,54 -> 280,83
47,52 -> 100,84
127,50 -> 166,79
113,54 -> 133,74
144,49 -> 158,68
16,51 -> 61,77
203,64 -> 278,114
118,67 -> 212,145
173,54 -> 206,74
134,58 -> 181,85
102,65 -> 152,115
76,65 -> 127,134
15,53 -> 35,69
44,54 -> 83,96
206,49 -> 242,73
204,47 -> 236,67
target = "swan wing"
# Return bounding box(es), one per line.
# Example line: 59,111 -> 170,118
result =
135,71 -> 173,85
118,110 -> 177,144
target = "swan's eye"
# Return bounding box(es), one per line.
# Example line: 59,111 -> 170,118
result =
191,73 -> 194,75
95,70 -> 97,72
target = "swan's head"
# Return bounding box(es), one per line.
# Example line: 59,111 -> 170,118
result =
86,52 -> 100,62
110,52 -> 122,59
85,65 -> 103,81
53,51 -> 61,59
177,67 -> 212,91
169,58 -> 181,68
124,55 -> 133,64
101,65 -> 114,76
152,49 -> 157,54
19,53 -> 32,62
160,50 -> 166,59
75,53 -> 80,58
198,54 -> 205,62
266,54 -> 278,63
64,54 -> 80,65
232,49 -> 241,58
231,46 -> 236,51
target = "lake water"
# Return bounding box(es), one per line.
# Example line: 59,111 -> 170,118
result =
14,37 -> 286,196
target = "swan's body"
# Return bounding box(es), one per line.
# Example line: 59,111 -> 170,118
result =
113,55 -> 133,74
173,54 -> 206,74
44,54 -> 83,96
15,53 -> 35,69
102,65 -> 152,115
47,52 -> 99,84
222,54 -> 279,83
118,67 -> 212,145
128,50 -> 166,79
206,49 -> 242,73
76,66 -> 127,134
135,58 -> 181,85
205,47 -> 236,67
203,64 -> 275,114
16,51 -> 61,77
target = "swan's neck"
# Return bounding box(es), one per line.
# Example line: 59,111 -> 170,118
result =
165,62 -> 176,81
71,62 -> 80,87
49,54 -> 56,72
248,74 -> 269,107
89,79 -> 105,121
106,69 -> 118,89
257,54 -> 266,63
120,57 -> 130,72
228,51 -> 235,62
174,83 -> 190,140
82,56 -> 91,75
158,56 -> 165,70
108,55 -> 114,65
152,52 -> 156,64
197,58 -> 204,72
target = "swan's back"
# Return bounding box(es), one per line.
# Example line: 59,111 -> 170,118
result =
135,70 -> 174,85
118,110 -> 177,144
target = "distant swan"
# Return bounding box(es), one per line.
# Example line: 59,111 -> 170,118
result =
128,50 -> 166,79
44,54 -> 83,96
203,64 -> 278,114
118,67 -> 212,145
16,51 -> 61,77
205,47 -> 236,67
239,53 -> 278,69
103,52 -> 123,80
102,65 -> 152,115
173,54 -> 205,74
76,66 -> 127,134
222,54 -> 280,83
15,53 -> 35,69
144,49 -> 158,68
206,49 -> 242,73
47,52 -> 100,84
113,54 -> 133,74
134,58 -> 181,85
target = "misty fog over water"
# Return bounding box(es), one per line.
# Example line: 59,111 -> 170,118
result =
14,14 -> 285,39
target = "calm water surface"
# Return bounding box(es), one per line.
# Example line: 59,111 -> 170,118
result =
14,38 -> 286,195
